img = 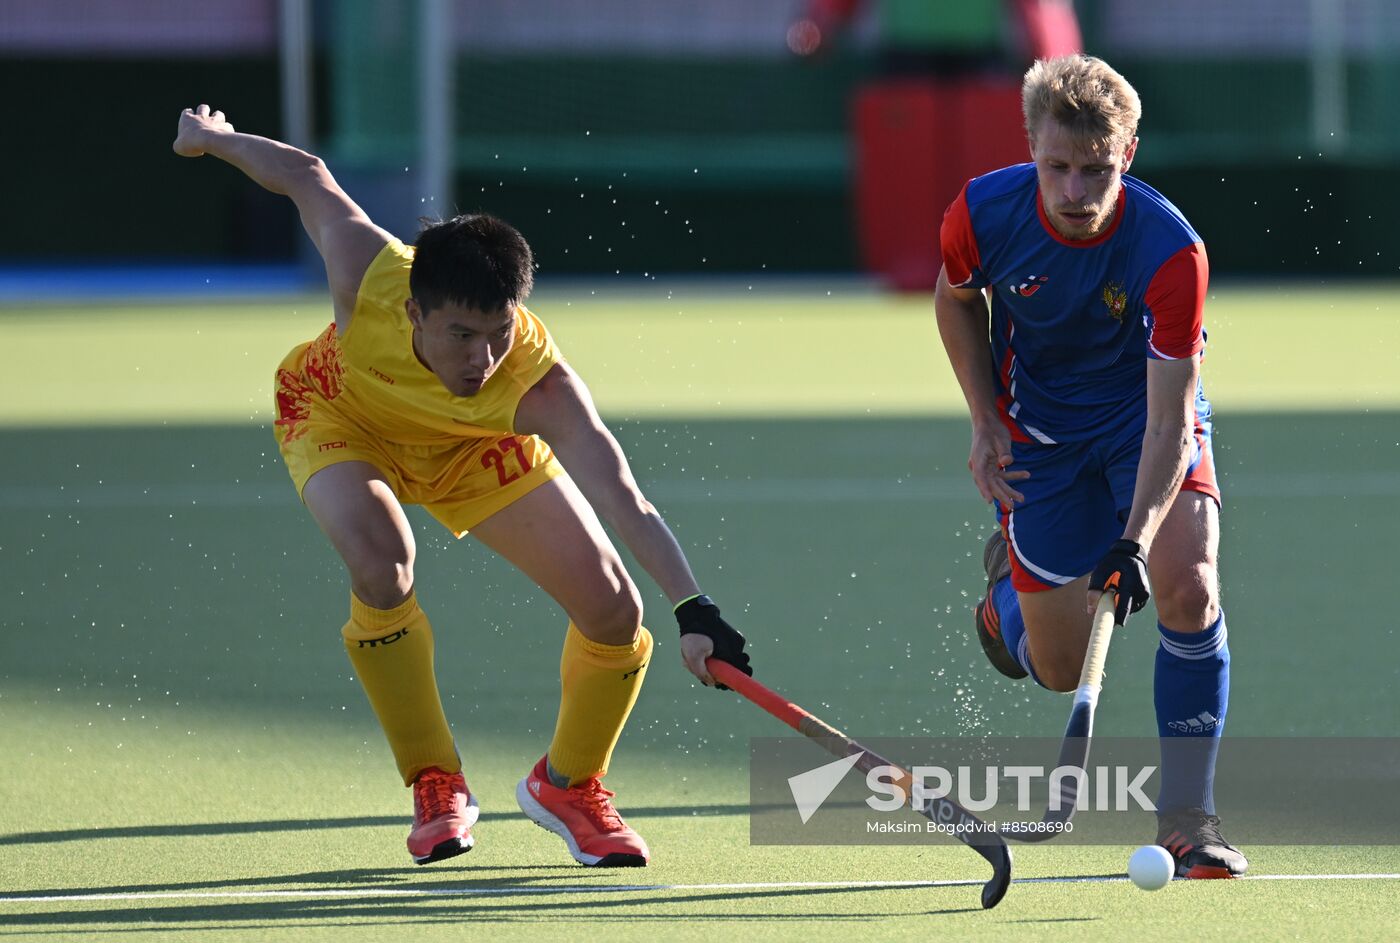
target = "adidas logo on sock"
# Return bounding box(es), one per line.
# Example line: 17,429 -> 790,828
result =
1167,711 -> 1220,734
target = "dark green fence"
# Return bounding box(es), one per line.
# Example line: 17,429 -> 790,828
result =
4,44 -> 1396,276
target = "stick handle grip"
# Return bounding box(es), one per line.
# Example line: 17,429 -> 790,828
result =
1079,591 -> 1119,690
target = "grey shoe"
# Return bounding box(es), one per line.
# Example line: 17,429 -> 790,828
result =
973,530 -> 1027,679
1158,808 -> 1249,878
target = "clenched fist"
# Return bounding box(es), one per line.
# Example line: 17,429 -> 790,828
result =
172,104 -> 234,157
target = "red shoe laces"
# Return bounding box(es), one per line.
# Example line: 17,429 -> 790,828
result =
571,779 -> 623,831
416,771 -> 460,819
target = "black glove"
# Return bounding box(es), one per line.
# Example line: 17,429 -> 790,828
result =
1089,539 -> 1151,625
675,594 -> 752,690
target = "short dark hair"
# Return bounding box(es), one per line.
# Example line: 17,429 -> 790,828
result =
409,213 -> 534,315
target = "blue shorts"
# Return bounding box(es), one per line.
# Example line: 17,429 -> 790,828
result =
995,414 -> 1219,593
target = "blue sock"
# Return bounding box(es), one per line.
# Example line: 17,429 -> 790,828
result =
1154,611 -> 1230,813
989,576 -> 1047,688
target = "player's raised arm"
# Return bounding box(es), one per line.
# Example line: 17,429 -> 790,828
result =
171,104 -> 392,324
514,362 -> 753,688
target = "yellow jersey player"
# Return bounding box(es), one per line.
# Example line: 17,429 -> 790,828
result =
172,104 -> 753,868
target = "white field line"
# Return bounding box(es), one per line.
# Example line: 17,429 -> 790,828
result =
0,873 -> 1397,906
2,472 -> 1399,510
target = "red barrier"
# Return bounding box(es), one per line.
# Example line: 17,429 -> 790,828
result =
853,78 -> 1027,291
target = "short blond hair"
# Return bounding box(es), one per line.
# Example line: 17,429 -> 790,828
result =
1022,55 -> 1142,149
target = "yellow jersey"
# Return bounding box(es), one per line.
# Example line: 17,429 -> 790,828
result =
275,239 -> 561,447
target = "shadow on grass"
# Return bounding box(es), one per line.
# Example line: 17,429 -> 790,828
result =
0,804 -> 754,848
0,884 -> 983,930
1005,916 -> 1103,924
4,866 -> 609,900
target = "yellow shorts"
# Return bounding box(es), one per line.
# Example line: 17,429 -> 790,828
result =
273,400 -> 563,538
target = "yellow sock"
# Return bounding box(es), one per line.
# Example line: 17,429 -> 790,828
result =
546,622 -> 653,785
342,592 -> 459,785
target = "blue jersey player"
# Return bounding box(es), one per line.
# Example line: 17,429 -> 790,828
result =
935,55 -> 1246,878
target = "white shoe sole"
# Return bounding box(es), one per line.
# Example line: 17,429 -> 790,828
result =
515,777 -> 605,866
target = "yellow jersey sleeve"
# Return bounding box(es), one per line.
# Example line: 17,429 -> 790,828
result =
503,305 -> 561,406
351,239 -> 415,323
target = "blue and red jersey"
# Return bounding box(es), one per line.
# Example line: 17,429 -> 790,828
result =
940,163 -> 1209,444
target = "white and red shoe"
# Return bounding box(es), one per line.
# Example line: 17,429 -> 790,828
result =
516,756 -> 650,867
408,767 -> 479,865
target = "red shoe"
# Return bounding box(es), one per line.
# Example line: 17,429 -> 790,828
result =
516,756 -> 650,866
408,767 -> 479,865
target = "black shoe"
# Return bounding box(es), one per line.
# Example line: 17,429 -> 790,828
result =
973,530 -> 1027,680
1157,807 -> 1248,878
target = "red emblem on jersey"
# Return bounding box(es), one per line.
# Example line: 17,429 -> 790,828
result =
1014,275 -> 1049,297
303,323 -> 345,399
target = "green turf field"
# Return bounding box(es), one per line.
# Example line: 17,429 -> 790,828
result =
2,284 -> 1398,941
